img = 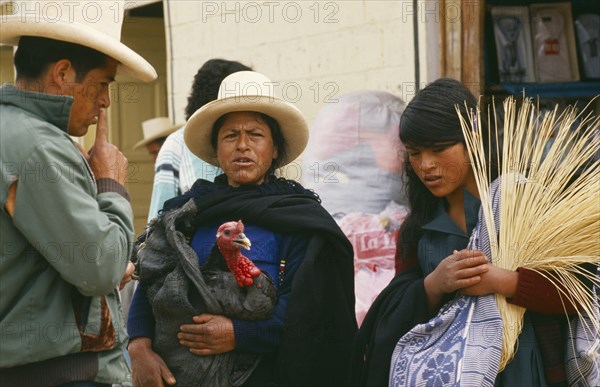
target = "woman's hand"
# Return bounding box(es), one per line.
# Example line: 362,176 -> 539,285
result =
128,337 -> 176,387
460,265 -> 518,298
119,262 -> 136,290
178,313 -> 235,355
424,249 -> 489,311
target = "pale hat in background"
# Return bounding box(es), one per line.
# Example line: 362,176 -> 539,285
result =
184,71 -> 309,167
133,117 -> 182,149
0,0 -> 157,82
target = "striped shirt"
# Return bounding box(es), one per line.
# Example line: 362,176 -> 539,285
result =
147,127 -> 222,221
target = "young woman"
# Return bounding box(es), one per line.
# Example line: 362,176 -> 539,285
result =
354,78 -> 583,387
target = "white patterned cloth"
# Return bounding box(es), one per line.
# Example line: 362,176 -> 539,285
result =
390,178 -> 503,387
389,177 -> 600,386
565,264 -> 600,386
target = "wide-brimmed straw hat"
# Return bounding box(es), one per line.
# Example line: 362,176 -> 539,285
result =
0,0 -> 157,82
133,117 -> 182,149
184,71 -> 309,167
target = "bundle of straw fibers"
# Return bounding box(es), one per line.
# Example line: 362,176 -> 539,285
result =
457,97 -> 600,372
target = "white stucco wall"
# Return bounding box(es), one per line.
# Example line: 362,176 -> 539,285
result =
164,0 -> 433,125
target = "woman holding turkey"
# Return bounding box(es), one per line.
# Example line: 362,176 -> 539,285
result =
127,71 -> 357,387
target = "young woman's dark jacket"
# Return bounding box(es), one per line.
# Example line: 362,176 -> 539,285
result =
352,190 -> 592,387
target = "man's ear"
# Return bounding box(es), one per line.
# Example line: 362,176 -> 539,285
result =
50,59 -> 77,92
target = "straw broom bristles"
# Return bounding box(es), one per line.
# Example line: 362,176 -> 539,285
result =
457,96 -> 600,373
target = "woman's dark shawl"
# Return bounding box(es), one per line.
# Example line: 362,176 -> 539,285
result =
138,177 -> 358,386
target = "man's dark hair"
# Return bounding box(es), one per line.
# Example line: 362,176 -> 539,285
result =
184,59 -> 252,120
14,36 -> 109,82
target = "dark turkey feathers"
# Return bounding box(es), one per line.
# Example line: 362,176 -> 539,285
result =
139,203 -> 278,387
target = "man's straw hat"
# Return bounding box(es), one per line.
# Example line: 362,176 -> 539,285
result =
184,71 -> 309,167
0,0 -> 157,82
133,117 -> 182,149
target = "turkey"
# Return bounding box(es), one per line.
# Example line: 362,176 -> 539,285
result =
202,220 -> 278,320
138,207 -> 278,387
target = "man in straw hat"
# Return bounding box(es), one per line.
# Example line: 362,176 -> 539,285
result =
0,1 -> 156,385
133,117 -> 183,162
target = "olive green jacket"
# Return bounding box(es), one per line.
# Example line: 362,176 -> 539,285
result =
0,84 -> 133,384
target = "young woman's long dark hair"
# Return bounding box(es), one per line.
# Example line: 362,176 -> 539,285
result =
396,78 -> 497,267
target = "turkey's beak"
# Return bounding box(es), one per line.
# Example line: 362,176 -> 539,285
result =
233,233 -> 251,250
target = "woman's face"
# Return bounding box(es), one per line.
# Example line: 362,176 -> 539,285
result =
216,111 -> 278,187
405,142 -> 474,198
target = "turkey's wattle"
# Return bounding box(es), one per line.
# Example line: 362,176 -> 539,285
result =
201,220 -> 278,321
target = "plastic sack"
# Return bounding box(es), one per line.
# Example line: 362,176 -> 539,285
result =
339,201 -> 409,326
301,90 -> 408,217
301,91 -> 409,326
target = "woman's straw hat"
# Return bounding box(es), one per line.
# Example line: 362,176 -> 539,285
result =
0,0 -> 157,82
133,117 -> 182,149
184,71 -> 309,167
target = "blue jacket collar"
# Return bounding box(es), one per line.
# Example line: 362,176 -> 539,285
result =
422,190 -> 480,237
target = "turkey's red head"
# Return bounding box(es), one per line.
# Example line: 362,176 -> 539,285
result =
216,220 -> 251,253
216,220 -> 260,287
